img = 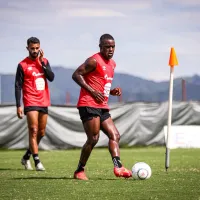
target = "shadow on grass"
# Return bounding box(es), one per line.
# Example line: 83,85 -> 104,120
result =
0,168 -> 24,171
93,177 -> 133,181
12,177 -> 129,181
12,177 -> 73,180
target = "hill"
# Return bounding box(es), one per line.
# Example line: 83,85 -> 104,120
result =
1,67 -> 200,105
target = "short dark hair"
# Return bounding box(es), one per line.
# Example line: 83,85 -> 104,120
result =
27,37 -> 40,46
99,34 -> 114,44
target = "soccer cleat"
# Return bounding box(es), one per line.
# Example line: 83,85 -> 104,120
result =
21,158 -> 33,170
74,171 -> 88,180
114,166 -> 132,178
36,162 -> 45,171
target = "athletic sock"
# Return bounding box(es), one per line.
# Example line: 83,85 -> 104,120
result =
112,156 -> 122,168
23,149 -> 32,160
33,154 -> 40,166
75,162 -> 85,173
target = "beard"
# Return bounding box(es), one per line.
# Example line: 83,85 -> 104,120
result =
30,51 -> 39,59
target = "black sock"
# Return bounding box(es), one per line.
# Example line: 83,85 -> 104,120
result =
23,149 -> 32,160
33,154 -> 40,166
75,162 -> 85,173
112,156 -> 122,168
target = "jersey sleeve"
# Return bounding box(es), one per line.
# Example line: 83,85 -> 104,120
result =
15,64 -> 24,107
41,60 -> 55,82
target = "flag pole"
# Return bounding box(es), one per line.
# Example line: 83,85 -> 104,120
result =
165,47 -> 178,172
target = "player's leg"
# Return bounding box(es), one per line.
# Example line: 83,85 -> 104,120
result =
21,108 -> 35,170
21,110 -> 39,170
74,108 -> 101,180
21,107 -> 47,169
100,115 -> 132,178
101,117 -> 120,159
34,111 -> 48,171
77,117 -> 100,167
26,111 -> 44,170
37,108 -> 48,145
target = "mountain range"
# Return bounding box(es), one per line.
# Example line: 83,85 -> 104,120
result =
1,66 -> 200,105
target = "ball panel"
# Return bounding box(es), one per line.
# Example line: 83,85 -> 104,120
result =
137,169 -> 148,180
132,162 -> 152,180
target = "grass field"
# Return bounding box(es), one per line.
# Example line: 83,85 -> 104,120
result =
0,147 -> 200,200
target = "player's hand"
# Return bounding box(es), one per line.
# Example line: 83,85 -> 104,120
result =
91,90 -> 105,103
110,87 -> 122,96
39,49 -> 44,63
17,107 -> 24,119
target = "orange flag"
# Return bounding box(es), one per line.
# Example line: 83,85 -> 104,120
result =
169,47 -> 178,67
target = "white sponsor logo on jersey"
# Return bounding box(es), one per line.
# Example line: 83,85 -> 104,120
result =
104,74 -> 113,81
32,72 -> 44,77
102,66 -> 106,71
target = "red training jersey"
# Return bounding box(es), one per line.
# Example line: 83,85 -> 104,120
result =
19,57 -> 50,107
77,52 -> 116,109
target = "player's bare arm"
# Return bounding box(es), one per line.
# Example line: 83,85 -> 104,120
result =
72,58 -> 105,103
17,107 -> 23,119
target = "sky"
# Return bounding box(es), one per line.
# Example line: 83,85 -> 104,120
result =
1,0 -> 200,81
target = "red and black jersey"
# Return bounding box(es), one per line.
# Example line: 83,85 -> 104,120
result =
15,57 -> 54,107
77,52 -> 116,109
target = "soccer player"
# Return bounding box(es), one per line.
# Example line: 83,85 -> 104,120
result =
72,34 -> 132,180
15,37 -> 55,171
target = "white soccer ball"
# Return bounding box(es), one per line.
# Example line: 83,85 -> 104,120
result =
132,162 -> 152,180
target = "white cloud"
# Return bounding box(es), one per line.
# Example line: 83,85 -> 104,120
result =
49,0 -> 152,19
167,0 -> 200,6
67,8 -> 126,17
1,0 -> 200,80
49,0 -> 152,10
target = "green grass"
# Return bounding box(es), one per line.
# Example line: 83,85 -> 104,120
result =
0,147 -> 200,200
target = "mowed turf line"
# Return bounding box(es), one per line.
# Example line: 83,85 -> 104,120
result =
0,148 -> 199,200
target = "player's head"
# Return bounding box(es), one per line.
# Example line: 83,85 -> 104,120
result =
99,34 -> 115,60
26,37 -> 40,59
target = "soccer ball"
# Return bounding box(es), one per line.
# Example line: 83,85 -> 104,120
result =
132,162 -> 152,180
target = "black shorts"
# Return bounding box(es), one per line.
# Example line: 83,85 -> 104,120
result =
78,107 -> 110,123
24,106 -> 48,115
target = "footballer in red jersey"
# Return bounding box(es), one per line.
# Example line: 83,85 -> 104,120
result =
72,34 -> 132,180
15,37 -> 54,171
